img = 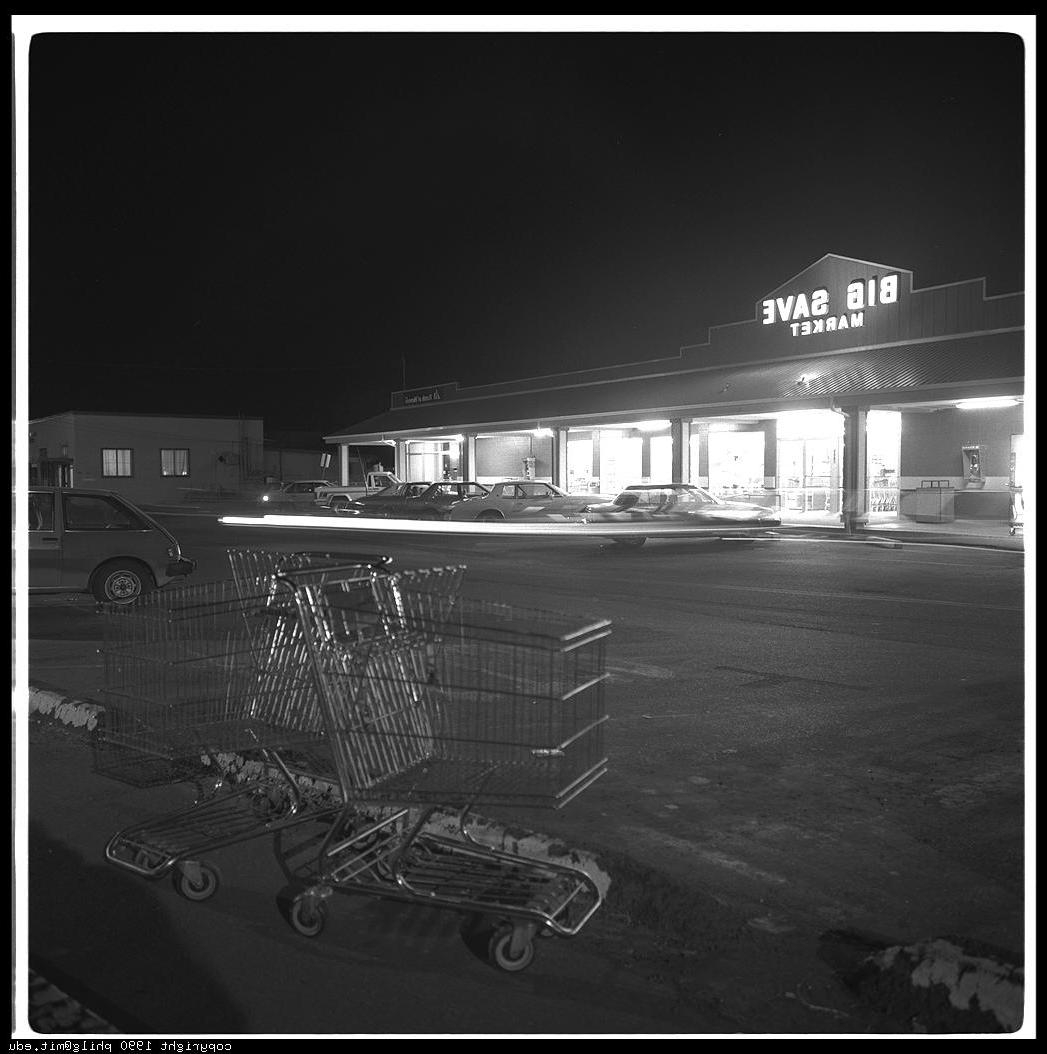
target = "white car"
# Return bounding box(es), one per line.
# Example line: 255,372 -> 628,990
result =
258,480 -> 331,511
447,480 -> 591,522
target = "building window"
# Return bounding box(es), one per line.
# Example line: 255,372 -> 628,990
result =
161,448 -> 190,477
101,448 -> 133,477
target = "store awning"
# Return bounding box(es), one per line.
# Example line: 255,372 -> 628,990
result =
326,331 -> 1023,442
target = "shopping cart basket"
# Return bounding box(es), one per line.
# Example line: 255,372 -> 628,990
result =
277,566 -> 612,972
99,555 -> 465,900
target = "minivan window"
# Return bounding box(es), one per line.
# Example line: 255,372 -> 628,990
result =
63,494 -> 145,531
29,492 -> 55,531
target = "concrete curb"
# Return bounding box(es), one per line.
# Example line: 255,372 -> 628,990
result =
819,930 -> 1025,1033
28,684 -> 105,732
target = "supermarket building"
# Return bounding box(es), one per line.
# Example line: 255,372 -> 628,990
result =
325,254 -> 1025,534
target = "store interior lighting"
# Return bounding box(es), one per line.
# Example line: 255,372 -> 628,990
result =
775,409 -> 844,439
956,397 -> 1019,410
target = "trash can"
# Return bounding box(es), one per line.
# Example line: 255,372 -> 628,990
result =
914,480 -> 955,523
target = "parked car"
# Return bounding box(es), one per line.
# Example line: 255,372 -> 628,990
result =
344,481 -> 489,520
258,480 -> 332,511
333,481 -> 433,514
582,483 -> 781,547
315,471 -> 404,511
27,487 -> 196,603
448,480 -> 591,522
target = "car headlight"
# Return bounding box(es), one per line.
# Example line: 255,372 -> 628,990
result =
261,494 -> 270,502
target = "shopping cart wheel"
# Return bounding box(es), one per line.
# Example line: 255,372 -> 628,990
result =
174,861 -> 220,902
487,925 -> 535,973
289,895 -> 328,938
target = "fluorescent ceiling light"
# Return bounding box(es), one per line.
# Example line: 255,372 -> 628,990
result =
602,420 -> 670,432
956,397 -> 1019,410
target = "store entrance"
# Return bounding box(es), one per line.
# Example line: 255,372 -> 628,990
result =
778,438 -> 839,514
406,440 -> 460,482
866,410 -> 901,519
708,429 -> 765,501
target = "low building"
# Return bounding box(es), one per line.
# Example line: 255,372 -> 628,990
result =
324,254 -> 1025,534
28,411 -> 266,505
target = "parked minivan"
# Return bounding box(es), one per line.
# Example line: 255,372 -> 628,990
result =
27,487 -> 196,603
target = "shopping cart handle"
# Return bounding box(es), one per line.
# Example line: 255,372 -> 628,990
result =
530,748 -> 565,758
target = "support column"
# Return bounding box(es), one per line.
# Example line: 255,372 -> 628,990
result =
691,422 -> 710,488
841,406 -> 868,534
555,428 -> 568,489
395,440 -> 408,480
763,419 -> 778,490
671,418 -> 691,484
339,444 -> 351,487
463,434 -> 476,481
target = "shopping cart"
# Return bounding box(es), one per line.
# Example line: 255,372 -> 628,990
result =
277,564 -> 612,972
98,553 -> 465,901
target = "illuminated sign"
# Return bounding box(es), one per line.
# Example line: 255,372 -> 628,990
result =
403,386 -> 443,406
762,274 -> 899,337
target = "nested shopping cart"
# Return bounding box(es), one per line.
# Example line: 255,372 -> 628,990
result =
276,564 -> 612,972
98,551 -> 465,902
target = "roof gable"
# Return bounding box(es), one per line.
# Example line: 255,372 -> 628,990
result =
763,254 -> 913,301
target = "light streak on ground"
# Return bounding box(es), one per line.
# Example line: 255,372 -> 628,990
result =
217,514 -> 778,540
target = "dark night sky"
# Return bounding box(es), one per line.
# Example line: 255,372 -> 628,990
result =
25,25 -> 1027,434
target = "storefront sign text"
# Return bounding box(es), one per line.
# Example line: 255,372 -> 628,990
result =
403,387 -> 443,406
762,274 -> 899,337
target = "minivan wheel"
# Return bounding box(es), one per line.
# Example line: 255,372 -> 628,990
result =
92,560 -> 154,604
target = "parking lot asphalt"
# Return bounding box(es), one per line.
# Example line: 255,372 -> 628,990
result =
16,526 -> 1028,1036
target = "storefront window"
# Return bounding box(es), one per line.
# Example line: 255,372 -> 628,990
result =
708,430 -> 764,499
599,431 -> 642,495
567,437 -> 595,493
406,440 -> 460,482
649,435 -> 673,482
866,411 -> 901,516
